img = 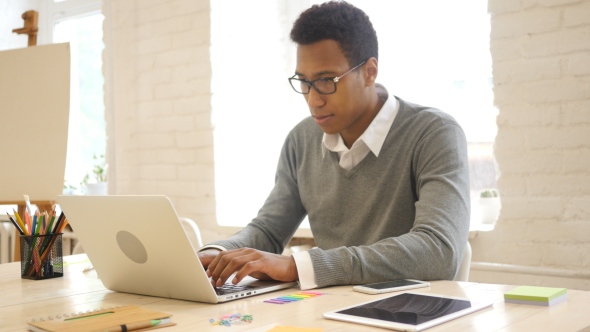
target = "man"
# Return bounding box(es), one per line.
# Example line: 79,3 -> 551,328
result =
198,1 -> 470,290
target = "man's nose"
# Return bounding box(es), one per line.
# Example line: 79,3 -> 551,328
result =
306,87 -> 325,109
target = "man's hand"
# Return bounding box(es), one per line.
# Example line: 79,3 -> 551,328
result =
197,249 -> 222,269
206,248 -> 299,288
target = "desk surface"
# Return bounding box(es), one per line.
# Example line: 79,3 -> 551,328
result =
1,254 -> 589,332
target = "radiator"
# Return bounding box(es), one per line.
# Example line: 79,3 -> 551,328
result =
0,222 -> 16,264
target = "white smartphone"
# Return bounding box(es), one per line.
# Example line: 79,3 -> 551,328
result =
352,279 -> 430,295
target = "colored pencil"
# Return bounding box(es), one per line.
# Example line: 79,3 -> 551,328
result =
32,211 -> 38,235
38,211 -> 57,253
42,211 -> 48,234
24,211 -> 31,234
53,212 -> 65,234
37,214 -> 43,235
34,211 -> 42,235
12,209 -> 29,236
5,213 -> 24,235
46,210 -> 56,235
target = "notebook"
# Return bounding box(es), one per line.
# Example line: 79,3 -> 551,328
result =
58,195 -> 297,303
28,305 -> 173,332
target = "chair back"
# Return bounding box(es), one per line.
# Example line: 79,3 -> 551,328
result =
179,217 -> 204,250
454,241 -> 472,282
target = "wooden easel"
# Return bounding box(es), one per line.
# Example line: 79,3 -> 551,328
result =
12,10 -> 38,47
7,10 -> 44,262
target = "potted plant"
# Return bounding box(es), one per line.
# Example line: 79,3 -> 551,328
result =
479,189 -> 501,225
82,154 -> 108,195
63,181 -> 79,195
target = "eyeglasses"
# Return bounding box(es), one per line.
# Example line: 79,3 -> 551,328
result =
288,60 -> 367,95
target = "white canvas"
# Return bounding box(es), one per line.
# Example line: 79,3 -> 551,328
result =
0,43 -> 70,201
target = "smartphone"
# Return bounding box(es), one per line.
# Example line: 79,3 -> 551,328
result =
352,279 -> 430,295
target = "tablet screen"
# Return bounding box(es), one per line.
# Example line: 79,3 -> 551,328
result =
336,293 -> 472,325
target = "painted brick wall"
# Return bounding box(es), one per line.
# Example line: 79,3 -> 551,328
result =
472,0 -> 590,272
103,0 -> 219,244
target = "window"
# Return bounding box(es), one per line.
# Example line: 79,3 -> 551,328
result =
212,0 -> 498,229
42,0 -> 106,193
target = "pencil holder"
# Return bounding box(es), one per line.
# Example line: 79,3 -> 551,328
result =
19,233 -> 64,280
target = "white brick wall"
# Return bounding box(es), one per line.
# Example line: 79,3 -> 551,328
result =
103,0 -> 219,243
473,0 -> 590,279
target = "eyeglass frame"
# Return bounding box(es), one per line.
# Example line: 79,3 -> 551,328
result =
288,59 -> 368,95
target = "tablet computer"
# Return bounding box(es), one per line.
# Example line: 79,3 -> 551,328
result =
323,292 -> 493,331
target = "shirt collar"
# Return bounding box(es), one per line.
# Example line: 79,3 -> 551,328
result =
321,84 -> 399,158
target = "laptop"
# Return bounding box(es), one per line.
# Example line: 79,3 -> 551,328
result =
57,195 -> 297,303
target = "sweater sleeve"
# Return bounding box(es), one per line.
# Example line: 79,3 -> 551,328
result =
308,123 -> 470,287
207,133 -> 307,254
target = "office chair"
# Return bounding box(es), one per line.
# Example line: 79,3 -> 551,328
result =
453,241 -> 472,282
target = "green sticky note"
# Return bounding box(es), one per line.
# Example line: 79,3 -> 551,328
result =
504,286 -> 567,302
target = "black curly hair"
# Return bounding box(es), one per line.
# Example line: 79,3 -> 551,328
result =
290,1 -> 378,67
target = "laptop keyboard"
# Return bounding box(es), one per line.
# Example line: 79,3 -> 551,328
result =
215,284 -> 259,295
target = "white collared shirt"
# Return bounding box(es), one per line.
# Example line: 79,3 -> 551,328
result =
293,84 -> 399,289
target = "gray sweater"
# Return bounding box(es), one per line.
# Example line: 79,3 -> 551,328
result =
210,97 -> 470,288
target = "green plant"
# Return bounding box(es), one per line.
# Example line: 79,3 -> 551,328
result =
63,180 -> 78,190
480,189 -> 498,198
81,154 -> 107,185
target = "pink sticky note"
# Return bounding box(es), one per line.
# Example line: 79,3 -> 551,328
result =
301,291 -> 323,295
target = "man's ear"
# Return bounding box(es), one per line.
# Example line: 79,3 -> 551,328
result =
364,57 -> 378,86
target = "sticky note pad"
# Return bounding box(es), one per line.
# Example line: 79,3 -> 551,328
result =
504,286 -> 567,302
264,300 -> 285,304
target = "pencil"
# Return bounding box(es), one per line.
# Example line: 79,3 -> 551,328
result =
35,211 -> 42,235
32,211 -> 38,235
46,210 -> 56,235
39,211 -> 57,254
12,209 -> 29,236
5,213 -> 24,235
24,211 -> 31,234
53,212 -> 65,234
101,318 -> 167,332
42,211 -> 48,234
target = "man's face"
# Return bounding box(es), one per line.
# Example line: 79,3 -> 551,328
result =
295,40 -> 369,135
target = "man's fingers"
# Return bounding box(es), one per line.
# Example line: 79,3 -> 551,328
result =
215,254 -> 255,287
233,260 -> 265,284
207,248 -> 245,277
208,248 -> 255,286
197,249 -> 220,269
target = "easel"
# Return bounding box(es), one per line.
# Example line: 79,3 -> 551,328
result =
7,10 -> 45,262
12,10 -> 38,47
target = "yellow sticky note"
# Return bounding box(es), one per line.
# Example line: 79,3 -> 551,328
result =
265,326 -> 324,332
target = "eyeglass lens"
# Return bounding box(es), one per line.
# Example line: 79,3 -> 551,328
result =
292,79 -> 336,94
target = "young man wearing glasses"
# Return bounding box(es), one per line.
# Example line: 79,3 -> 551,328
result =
198,1 -> 470,290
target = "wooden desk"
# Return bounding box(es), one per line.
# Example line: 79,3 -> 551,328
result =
1,255 -> 589,332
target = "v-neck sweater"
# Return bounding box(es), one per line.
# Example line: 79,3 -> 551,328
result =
209,97 -> 471,288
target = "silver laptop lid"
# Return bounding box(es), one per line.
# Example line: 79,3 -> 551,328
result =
58,195 -> 219,303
